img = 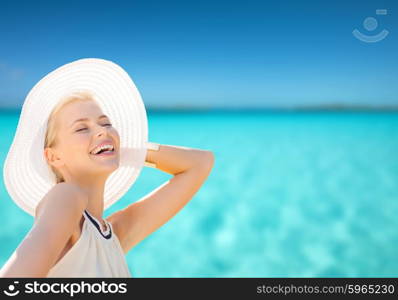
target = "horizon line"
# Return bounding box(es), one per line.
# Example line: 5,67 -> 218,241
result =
1,103 -> 398,113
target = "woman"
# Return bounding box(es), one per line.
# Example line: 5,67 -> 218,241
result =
0,58 -> 214,277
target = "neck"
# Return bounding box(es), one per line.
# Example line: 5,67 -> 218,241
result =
65,174 -> 108,225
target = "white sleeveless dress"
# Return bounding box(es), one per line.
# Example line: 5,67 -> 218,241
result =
46,209 -> 132,277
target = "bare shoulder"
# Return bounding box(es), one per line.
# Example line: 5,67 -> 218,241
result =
0,183 -> 88,277
35,182 -> 88,221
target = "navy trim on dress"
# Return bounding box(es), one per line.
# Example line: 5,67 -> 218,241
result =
84,210 -> 112,239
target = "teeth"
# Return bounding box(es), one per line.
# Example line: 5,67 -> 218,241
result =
91,144 -> 114,155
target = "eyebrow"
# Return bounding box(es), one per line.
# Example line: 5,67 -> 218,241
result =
69,114 -> 109,128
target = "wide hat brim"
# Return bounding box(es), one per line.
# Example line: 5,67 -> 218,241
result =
3,57 -> 148,217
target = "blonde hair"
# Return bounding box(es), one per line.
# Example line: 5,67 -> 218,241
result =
44,90 -> 98,184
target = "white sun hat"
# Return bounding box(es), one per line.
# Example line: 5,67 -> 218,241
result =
3,57 -> 154,217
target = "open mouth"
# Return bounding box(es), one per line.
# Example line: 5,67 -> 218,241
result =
90,150 -> 115,156
89,144 -> 116,156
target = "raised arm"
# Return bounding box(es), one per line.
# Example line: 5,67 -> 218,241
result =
0,183 -> 88,277
107,143 -> 215,254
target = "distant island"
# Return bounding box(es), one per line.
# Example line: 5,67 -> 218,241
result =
144,103 -> 398,112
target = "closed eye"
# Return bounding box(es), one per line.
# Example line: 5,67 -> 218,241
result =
75,123 -> 112,132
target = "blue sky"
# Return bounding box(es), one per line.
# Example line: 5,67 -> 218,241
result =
0,0 -> 397,109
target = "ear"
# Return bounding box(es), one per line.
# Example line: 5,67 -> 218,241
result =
44,147 -> 64,168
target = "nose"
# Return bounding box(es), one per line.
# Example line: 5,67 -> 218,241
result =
94,124 -> 108,138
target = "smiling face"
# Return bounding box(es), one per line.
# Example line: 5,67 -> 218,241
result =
44,98 -> 121,183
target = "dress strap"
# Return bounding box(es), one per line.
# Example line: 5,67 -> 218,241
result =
83,210 -> 112,239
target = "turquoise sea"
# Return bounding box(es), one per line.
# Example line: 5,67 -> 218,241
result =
0,110 -> 397,277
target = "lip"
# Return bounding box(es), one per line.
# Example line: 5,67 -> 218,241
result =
90,139 -> 115,155
90,150 -> 116,157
